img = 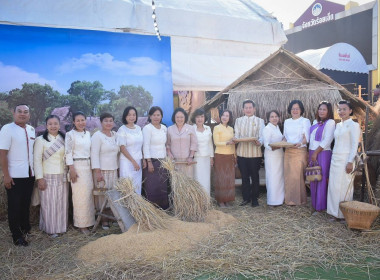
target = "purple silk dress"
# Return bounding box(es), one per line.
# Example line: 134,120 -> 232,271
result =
309,120 -> 334,211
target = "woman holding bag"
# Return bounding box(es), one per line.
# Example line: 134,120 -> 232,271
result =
308,101 -> 335,212
91,112 -> 119,230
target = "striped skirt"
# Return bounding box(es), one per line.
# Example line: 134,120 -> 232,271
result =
213,153 -> 235,203
94,169 -> 118,210
39,173 -> 69,234
71,160 -> 95,228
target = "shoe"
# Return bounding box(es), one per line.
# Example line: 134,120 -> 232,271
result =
239,200 -> 251,206
102,224 -> 110,230
50,233 -> 59,238
251,201 -> 259,208
218,203 -> 227,208
13,237 -> 29,247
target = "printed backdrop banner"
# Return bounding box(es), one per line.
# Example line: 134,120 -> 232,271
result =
0,24 -> 173,126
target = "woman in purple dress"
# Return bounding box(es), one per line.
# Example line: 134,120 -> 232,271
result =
309,101 -> 335,212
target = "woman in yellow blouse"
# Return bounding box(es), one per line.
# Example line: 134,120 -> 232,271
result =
213,110 -> 236,207
34,115 -> 68,238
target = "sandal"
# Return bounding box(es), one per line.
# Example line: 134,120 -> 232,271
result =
102,223 -> 110,230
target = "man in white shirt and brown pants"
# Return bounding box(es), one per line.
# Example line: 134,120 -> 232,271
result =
0,104 -> 35,246
234,100 -> 265,207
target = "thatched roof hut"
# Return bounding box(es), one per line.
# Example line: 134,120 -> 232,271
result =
202,48 -> 376,122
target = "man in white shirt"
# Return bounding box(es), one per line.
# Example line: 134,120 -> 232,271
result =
233,100 -> 265,207
0,104 -> 35,246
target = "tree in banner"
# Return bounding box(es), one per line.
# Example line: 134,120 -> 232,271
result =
59,94 -> 92,117
0,101 -> 13,128
98,85 -> 153,126
6,83 -> 61,127
67,80 -> 106,116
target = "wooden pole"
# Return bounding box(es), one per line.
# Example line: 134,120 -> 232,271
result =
358,84 -> 362,99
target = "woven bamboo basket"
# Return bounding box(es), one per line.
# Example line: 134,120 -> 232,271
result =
339,201 -> 380,230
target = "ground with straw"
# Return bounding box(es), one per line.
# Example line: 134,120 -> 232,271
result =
1,190 -> 380,279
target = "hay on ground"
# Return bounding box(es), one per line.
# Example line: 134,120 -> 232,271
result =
114,177 -> 169,231
77,209 -> 236,264
160,158 -> 211,222
1,195 -> 380,279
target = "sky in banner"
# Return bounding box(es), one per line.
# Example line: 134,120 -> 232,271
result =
0,24 -> 173,122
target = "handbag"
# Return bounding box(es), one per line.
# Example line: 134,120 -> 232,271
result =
305,161 -> 322,182
31,181 -> 40,206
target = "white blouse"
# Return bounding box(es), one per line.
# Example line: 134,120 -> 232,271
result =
284,117 -> 311,147
263,123 -> 284,152
65,130 -> 91,165
333,118 -> 361,163
117,125 -> 143,161
143,123 -> 167,159
34,134 -> 65,179
309,119 -> 335,151
91,130 -> 119,170
193,124 -> 214,158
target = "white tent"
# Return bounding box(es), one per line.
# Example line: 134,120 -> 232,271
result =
0,0 -> 287,91
296,43 -> 369,74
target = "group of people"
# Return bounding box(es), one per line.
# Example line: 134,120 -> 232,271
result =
0,98 -> 360,246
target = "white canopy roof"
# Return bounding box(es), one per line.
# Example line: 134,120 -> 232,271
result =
296,43 -> 369,74
0,0 -> 287,91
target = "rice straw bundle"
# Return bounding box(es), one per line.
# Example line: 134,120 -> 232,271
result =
160,158 -> 211,222
114,177 -> 169,231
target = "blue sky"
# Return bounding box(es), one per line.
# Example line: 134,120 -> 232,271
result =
0,24 -> 173,121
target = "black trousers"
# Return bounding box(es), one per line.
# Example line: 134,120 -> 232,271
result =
237,157 -> 261,203
6,177 -> 34,241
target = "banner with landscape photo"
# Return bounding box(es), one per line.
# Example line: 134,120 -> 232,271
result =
0,24 -> 173,131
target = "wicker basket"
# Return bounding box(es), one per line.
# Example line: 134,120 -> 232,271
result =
339,201 -> 380,230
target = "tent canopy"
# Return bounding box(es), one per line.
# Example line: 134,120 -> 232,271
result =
296,43 -> 369,74
0,0 -> 287,91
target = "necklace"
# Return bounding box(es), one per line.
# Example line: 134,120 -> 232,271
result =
126,124 -> 135,129
101,130 -> 112,137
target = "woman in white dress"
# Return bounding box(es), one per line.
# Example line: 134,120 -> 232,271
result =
117,106 -> 144,194
65,112 -> 95,235
191,109 -> 214,196
91,112 -> 119,229
34,115 -> 68,237
263,110 -> 284,206
283,100 -> 311,206
327,100 -> 361,220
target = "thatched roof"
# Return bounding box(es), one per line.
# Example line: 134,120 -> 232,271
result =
202,48 -> 376,122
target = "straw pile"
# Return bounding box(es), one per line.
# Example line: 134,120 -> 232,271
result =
114,177 -> 169,231
160,158 -> 211,222
77,209 -> 236,264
